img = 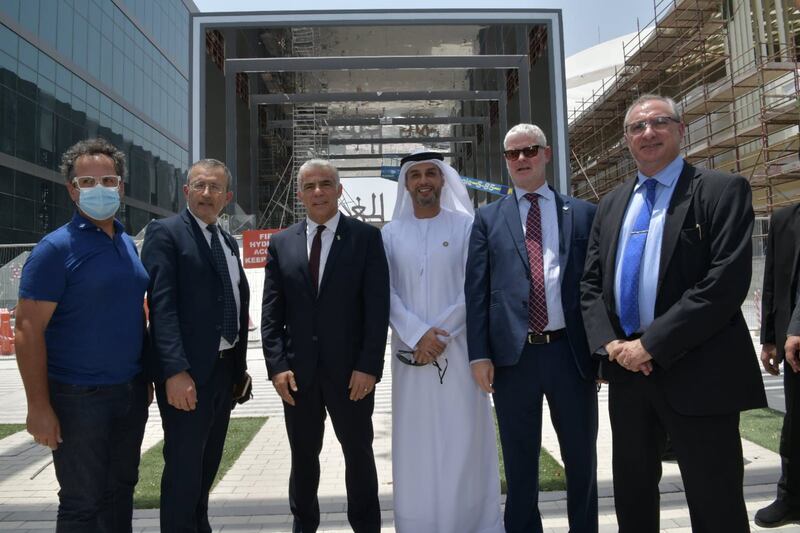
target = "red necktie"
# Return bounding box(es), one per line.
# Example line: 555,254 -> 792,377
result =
524,193 -> 548,333
309,224 -> 325,289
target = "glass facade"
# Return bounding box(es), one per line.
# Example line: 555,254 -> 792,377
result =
0,0 -> 191,243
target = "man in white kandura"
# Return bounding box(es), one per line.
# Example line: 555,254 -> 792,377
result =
382,148 -> 504,533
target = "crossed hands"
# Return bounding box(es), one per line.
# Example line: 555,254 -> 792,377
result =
413,327 -> 450,365
606,339 -> 654,375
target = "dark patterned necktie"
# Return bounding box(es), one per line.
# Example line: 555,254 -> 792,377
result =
309,224 -> 325,289
207,224 -> 238,344
524,193 -> 548,333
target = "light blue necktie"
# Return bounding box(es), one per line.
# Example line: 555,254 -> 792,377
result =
619,179 -> 657,336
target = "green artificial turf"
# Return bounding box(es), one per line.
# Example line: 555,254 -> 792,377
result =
0,424 -> 26,440
134,416 -> 267,508
494,414 -> 567,493
740,407 -> 784,454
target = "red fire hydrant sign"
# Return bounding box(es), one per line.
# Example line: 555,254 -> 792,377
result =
242,229 -> 283,269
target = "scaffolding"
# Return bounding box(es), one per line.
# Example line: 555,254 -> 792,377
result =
289,28 -> 329,222
568,0 -> 799,215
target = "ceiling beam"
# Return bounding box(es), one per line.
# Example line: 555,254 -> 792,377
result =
228,55 -> 526,73
251,90 -> 504,105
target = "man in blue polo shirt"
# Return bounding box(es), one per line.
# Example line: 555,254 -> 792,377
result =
14,138 -> 150,532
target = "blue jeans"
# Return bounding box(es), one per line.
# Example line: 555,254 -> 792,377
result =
50,376 -> 149,533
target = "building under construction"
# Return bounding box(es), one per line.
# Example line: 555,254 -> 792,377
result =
568,0 -> 799,215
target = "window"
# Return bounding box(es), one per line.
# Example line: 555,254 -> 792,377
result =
38,51 -> 55,82
17,39 -> 37,70
19,0 -> 38,36
56,2 -> 73,59
0,25 -> 18,59
87,30 -> 100,78
73,15 -> 88,69
38,3 -> 57,49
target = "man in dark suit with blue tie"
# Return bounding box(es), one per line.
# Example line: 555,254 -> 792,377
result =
141,159 -> 250,532
466,123 -> 598,533
580,94 -> 766,532
261,159 -> 390,533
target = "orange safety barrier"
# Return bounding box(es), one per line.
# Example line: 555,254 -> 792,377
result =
0,308 -> 14,356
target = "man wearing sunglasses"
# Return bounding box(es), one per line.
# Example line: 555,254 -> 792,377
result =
466,124 -> 599,533
580,94 -> 766,532
141,159 -> 250,532
15,138 -> 151,531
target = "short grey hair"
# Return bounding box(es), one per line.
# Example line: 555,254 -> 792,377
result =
297,159 -> 340,186
504,124 -> 548,149
187,159 -> 232,191
623,94 -> 682,129
60,138 -> 126,181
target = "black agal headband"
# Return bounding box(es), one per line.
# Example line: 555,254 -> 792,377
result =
400,151 -> 445,167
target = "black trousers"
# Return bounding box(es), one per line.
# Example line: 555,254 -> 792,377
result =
778,363 -> 800,506
608,374 -> 748,533
283,371 -> 380,533
157,357 -> 233,533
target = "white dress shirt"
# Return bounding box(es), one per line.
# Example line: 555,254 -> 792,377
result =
514,183 -> 566,331
306,212 -> 341,289
187,209 -> 242,350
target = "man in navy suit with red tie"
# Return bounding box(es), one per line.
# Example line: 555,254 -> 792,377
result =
466,124 -> 599,533
261,159 -> 390,533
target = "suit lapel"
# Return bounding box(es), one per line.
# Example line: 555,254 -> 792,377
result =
604,178 -> 637,311
319,215 -> 348,296
293,220 -> 315,296
501,194 -> 530,273
183,210 -> 216,273
657,162 -> 696,292
554,192 -> 571,283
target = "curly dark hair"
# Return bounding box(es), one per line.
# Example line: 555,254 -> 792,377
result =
59,138 -> 126,181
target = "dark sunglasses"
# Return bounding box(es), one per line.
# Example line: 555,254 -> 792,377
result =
395,350 -> 448,384
503,145 -> 541,161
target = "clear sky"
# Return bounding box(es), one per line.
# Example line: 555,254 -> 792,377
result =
192,0 -> 658,56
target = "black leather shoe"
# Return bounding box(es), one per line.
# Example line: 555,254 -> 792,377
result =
755,499 -> 800,528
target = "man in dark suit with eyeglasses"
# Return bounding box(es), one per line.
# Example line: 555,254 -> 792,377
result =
580,94 -> 766,532
142,158 -> 250,533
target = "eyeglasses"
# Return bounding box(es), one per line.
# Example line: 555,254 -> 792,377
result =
503,145 -> 541,161
396,350 -> 448,384
188,181 -> 225,194
625,116 -> 681,136
72,175 -> 122,189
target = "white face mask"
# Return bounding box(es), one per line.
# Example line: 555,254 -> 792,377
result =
78,186 -> 120,220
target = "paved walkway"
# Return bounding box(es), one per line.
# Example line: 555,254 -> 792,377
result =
0,341 -> 797,532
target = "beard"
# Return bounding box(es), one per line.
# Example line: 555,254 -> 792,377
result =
412,189 -> 440,208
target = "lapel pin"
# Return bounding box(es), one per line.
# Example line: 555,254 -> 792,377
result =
562,205 -> 569,211
443,241 -> 449,247
336,235 -> 341,241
